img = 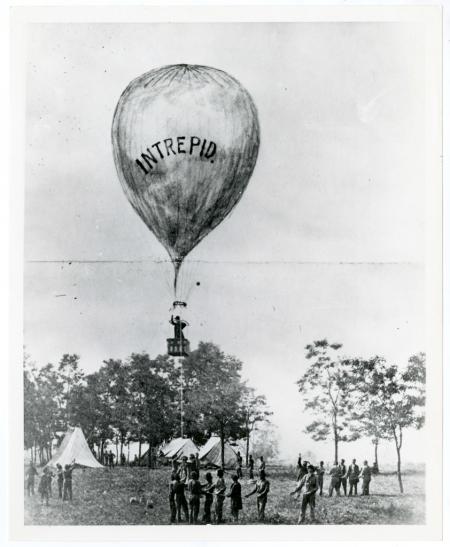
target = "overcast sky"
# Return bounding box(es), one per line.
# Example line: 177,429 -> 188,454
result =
24,22 -> 427,464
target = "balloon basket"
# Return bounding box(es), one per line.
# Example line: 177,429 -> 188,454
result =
167,338 -> 190,357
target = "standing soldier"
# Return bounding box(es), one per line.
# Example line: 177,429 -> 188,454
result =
227,474 -> 243,522
201,472 -> 215,524
258,456 -> 266,473
63,459 -> 76,501
187,471 -> 202,524
339,459 -> 347,496
297,453 -> 302,471
236,452 -> 243,479
328,462 -> 341,497
56,463 -> 64,499
169,472 -> 178,524
290,464 -> 318,524
174,473 -> 189,522
361,460 -> 372,496
248,455 -> 255,480
38,468 -> 51,506
347,459 -> 360,496
26,461 -> 38,497
245,469 -> 270,522
214,469 -> 227,524
317,461 -> 325,496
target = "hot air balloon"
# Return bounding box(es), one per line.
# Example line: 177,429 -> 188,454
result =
112,64 -> 260,356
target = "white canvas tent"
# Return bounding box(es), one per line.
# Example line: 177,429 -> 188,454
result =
46,427 -> 103,468
156,437 -> 199,461
199,436 -> 238,469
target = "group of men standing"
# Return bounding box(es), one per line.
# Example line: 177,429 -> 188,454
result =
25,460 -> 76,506
168,452 -> 269,524
327,459 -> 372,497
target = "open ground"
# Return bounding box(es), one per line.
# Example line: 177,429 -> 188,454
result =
24,465 -> 425,526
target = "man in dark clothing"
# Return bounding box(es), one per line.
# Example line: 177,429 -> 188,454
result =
26,462 -> 38,496
339,459 -> 347,496
347,459 -> 360,496
227,474 -> 243,522
361,460 -> 372,496
246,470 -> 270,522
297,453 -> 302,470
248,455 -> 255,479
169,472 -> 178,523
236,452 -> 243,479
56,463 -> 64,499
317,461 -> 325,496
170,315 -> 187,340
328,462 -> 341,497
38,468 -> 51,506
63,460 -> 76,501
214,469 -> 227,523
201,472 -> 214,523
291,464 -> 318,524
187,471 -> 202,524
174,473 -> 189,522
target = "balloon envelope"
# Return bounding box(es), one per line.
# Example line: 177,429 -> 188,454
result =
112,64 -> 260,291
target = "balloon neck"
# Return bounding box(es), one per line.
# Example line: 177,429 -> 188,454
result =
173,257 -> 183,298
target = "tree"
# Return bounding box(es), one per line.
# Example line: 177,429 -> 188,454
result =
69,371 -> 113,458
242,387 -> 272,465
100,359 -> 132,461
32,363 -> 63,463
24,352 -> 40,462
182,342 -> 247,468
129,353 -> 178,466
296,339 -> 359,463
352,353 -> 426,493
57,354 -> 84,428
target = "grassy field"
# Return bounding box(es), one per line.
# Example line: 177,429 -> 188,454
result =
24,465 -> 425,526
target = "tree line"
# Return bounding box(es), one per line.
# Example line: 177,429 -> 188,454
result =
24,342 -> 272,468
297,340 -> 426,493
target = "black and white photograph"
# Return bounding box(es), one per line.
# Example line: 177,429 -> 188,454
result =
8,3 -> 443,542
